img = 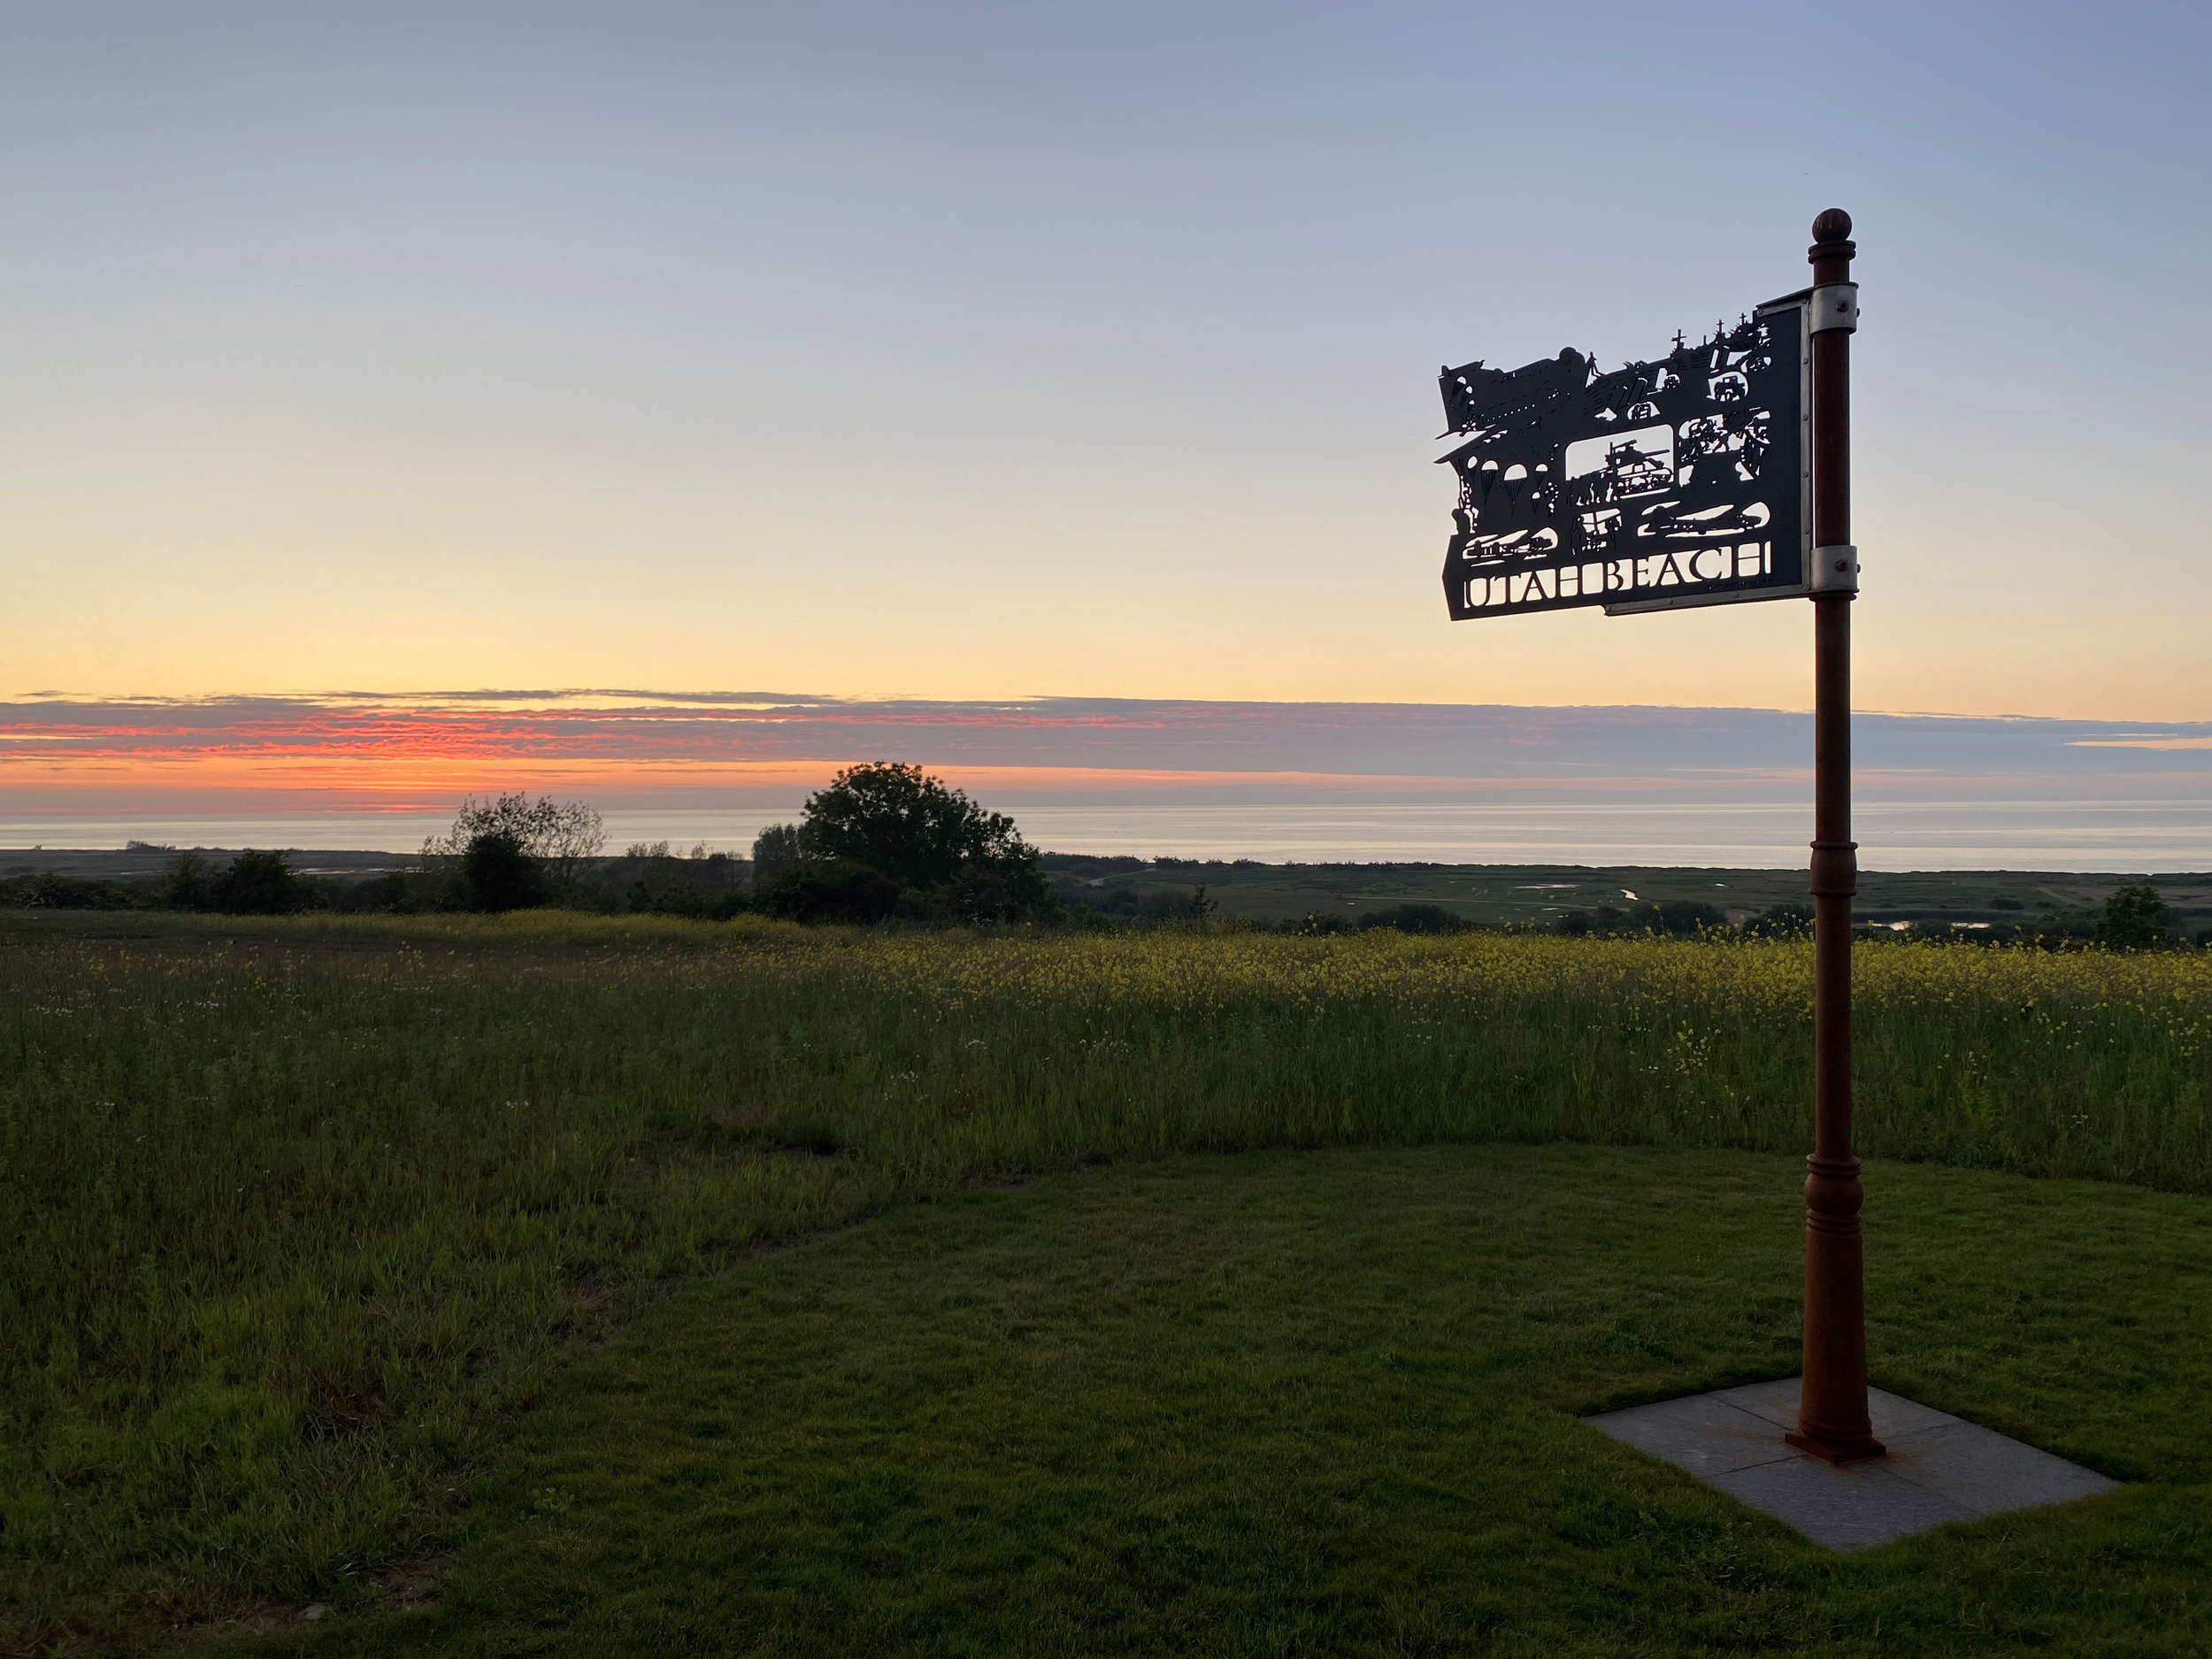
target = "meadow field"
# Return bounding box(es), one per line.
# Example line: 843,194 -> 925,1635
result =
3,912 -> 2208,1652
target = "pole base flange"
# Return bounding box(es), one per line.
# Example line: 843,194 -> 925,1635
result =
1785,1426 -> 1887,1465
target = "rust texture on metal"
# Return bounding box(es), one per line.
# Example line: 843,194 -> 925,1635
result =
1785,206 -> 1885,1468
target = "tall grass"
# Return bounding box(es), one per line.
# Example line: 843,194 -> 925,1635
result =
2,912 -> 2207,1638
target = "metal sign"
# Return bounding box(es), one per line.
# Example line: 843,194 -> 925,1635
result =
1437,296 -> 1809,619
1425,211 -> 1891,1469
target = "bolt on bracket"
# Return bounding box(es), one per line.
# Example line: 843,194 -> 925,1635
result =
1809,283 -> 1859,334
1809,544 -> 1859,594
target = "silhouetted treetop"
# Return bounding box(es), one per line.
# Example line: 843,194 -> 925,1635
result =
801,764 -> 1033,894
779,763 -> 1049,921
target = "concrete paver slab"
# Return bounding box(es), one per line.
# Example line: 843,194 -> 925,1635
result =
1585,1377 -> 2117,1551
1713,1378 -> 1955,1440
1703,1453 -> 1978,1551
1881,1417 -> 2119,1515
1583,1392 -> 1797,1477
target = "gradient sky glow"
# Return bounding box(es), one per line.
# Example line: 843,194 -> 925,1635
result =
7,691 -> 2208,816
4,3 -> 2209,719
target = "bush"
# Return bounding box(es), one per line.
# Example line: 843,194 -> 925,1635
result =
156,849 -> 319,915
1626,900 -> 1728,937
941,864 -> 1056,925
615,847 -> 750,918
215,849 -> 319,915
157,852 -> 217,910
751,824 -> 806,887
0,873 -> 138,910
1132,889 -> 1199,923
753,858 -> 903,924
1744,902 -> 1815,941
2101,884 -> 2176,950
462,833 -> 550,913
338,871 -> 440,914
1358,903 -> 1467,936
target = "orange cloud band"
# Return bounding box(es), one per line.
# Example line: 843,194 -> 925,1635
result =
0,752 -> 1781,814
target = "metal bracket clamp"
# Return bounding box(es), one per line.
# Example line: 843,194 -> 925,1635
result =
1809,840 -> 1859,897
1809,283 -> 1859,334
1809,545 -> 1859,594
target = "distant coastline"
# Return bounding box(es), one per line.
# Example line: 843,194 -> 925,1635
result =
3,796 -> 2208,874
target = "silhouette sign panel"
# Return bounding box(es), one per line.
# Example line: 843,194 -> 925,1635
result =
1437,297 -> 1809,618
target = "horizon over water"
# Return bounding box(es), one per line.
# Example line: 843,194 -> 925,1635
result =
4,798 -> 2208,873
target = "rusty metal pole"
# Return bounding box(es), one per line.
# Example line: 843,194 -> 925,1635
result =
1786,209 -> 1883,1466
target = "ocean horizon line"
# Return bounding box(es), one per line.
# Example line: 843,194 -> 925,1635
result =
7,797 -> 2208,876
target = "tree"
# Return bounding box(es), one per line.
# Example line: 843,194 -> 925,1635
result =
751,823 -> 806,886
209,849 -> 316,915
159,851 -> 217,910
424,795 -> 603,896
2099,884 -> 2172,949
461,833 -> 549,912
795,764 -> 1049,920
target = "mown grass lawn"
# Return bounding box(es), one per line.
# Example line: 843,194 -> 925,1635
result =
221,1144 -> 2211,1658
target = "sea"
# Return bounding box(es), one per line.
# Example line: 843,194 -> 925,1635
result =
3,798 -> 2208,872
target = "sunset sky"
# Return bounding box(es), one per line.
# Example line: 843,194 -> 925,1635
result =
4,3 -> 2209,821
6,689 -> 2206,815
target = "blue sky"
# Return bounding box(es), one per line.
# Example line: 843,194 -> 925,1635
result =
3,2 -> 2208,718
